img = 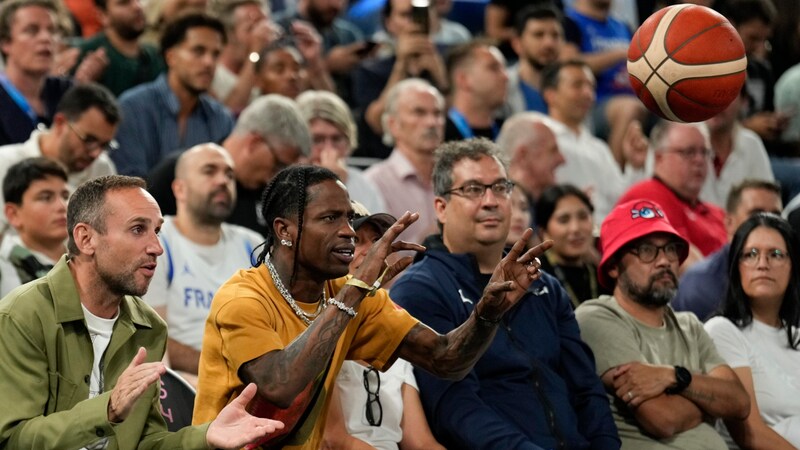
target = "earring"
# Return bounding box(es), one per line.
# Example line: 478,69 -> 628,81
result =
280,239 -> 293,247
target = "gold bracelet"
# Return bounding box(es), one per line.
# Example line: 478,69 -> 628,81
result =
345,266 -> 389,297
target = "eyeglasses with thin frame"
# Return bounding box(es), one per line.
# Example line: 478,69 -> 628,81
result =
67,122 -> 118,153
444,180 -> 515,200
627,241 -> 687,263
362,366 -> 382,427
739,247 -> 789,267
661,146 -> 713,160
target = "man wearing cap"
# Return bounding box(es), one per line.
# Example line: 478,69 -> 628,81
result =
391,138 -> 620,449
575,199 -> 750,450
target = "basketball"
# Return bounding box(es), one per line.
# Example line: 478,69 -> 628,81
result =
627,4 -> 747,123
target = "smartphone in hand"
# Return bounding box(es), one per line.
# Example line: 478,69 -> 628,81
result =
411,0 -> 431,35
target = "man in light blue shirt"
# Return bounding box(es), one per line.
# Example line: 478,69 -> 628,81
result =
111,13 -> 234,178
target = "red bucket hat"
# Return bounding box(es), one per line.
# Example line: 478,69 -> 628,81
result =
597,199 -> 689,289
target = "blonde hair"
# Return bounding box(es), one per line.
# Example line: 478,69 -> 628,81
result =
296,90 -> 358,152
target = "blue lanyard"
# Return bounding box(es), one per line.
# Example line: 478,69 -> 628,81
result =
448,107 -> 498,140
0,73 -> 38,125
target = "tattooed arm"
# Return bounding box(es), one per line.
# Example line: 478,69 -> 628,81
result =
679,365 -> 749,420
399,231 -> 552,380
239,213 -> 423,407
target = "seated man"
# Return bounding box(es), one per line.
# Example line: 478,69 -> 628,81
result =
0,158 -> 69,297
0,175 -> 285,449
144,144 -> 264,380
0,83 -> 119,233
192,164 -> 551,448
391,138 -> 619,449
575,199 -> 750,449
618,121 -> 727,266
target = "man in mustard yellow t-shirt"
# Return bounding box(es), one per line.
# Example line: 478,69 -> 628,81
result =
193,163 -> 552,449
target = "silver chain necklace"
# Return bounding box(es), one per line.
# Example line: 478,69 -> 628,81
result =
265,254 -> 326,326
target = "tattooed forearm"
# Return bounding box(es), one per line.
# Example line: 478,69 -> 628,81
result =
683,387 -> 716,404
402,313 -> 498,380
241,298 -> 357,406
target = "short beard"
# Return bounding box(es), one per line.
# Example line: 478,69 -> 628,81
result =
98,264 -> 149,297
618,268 -> 677,307
112,22 -> 145,41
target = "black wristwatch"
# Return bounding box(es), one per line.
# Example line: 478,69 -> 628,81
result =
665,366 -> 692,395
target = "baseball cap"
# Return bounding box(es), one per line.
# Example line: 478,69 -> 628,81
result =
351,201 -> 397,235
597,199 -> 689,289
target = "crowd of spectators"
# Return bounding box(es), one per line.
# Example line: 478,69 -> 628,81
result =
1,0 -> 800,448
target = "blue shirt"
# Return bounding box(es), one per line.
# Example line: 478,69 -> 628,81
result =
564,9 -> 633,101
672,244 -> 730,322
111,74 -> 234,177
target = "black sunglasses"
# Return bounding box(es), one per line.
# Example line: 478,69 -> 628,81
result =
363,366 -> 382,426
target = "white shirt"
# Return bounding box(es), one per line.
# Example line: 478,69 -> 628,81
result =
335,359 -> 418,450
550,119 -> 649,221
143,216 -> 264,350
0,129 -> 116,231
80,304 -> 118,450
705,317 -> 800,447
700,124 -> 774,208
0,234 -> 58,297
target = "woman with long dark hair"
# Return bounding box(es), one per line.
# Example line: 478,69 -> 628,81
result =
535,184 -> 608,308
705,213 -> 800,448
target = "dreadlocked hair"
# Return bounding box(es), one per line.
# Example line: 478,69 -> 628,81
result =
254,165 -> 340,286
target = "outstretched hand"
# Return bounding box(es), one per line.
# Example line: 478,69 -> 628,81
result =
208,383 -> 285,450
476,229 -> 553,321
351,211 -> 425,289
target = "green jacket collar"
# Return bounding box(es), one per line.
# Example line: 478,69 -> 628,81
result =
47,255 -> 154,329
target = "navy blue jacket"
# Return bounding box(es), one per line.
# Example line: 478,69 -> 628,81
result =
391,243 -> 619,450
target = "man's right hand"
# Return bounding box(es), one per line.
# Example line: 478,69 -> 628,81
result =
476,230 -> 552,321
350,212 -> 424,291
326,42 -> 372,74
108,347 -> 166,423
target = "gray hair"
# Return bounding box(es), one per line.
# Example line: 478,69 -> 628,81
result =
233,94 -> 312,157
381,78 -> 444,146
649,119 -> 710,152
495,112 -> 554,158
296,90 -> 357,151
433,138 -> 508,196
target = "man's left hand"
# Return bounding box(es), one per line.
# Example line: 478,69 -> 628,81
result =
613,362 -> 675,407
208,383 -> 285,450
476,230 -> 552,320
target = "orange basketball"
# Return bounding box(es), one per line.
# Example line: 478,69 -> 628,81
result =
627,4 -> 747,123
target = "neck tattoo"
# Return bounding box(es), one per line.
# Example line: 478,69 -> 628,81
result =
265,254 -> 326,326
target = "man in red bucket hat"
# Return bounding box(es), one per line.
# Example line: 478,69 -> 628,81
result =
574,199 -> 750,450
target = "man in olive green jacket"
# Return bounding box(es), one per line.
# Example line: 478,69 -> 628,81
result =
0,175 -> 284,449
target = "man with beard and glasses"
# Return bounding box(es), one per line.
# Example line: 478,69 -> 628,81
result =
72,0 -> 165,97
574,199 -> 750,450
0,174 -> 286,449
111,13 -> 234,178
503,5 -> 563,116
143,144 -> 264,383
364,78 -> 445,244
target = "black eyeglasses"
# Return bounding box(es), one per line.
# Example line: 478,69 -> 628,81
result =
627,241 -> 687,263
444,180 -> 515,200
67,122 -> 118,153
363,366 -> 382,426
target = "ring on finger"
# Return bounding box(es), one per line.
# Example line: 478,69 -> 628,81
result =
626,391 -> 633,400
